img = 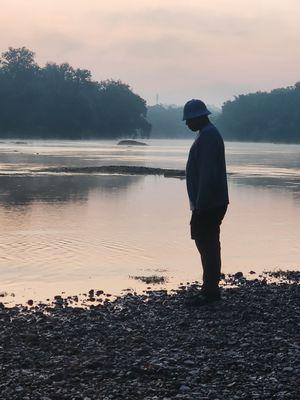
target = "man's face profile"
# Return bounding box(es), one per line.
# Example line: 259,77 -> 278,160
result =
186,117 -> 202,132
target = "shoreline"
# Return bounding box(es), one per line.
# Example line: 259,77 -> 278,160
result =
0,271 -> 298,399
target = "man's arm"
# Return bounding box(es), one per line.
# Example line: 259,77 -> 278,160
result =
194,135 -> 219,212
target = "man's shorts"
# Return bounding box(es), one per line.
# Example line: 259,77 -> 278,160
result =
190,205 -> 228,240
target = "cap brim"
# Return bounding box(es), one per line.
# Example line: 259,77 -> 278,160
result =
182,110 -> 211,121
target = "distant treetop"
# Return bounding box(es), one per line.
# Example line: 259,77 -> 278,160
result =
216,83 -> 300,143
0,47 -> 151,139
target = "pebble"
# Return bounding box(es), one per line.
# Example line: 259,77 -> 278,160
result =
234,271 -> 244,279
183,360 -> 195,366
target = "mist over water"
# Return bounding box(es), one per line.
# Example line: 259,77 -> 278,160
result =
0,139 -> 299,305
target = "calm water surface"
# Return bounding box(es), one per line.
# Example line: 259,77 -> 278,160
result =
0,139 -> 299,305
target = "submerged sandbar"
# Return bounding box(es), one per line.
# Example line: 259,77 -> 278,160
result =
38,165 -> 186,178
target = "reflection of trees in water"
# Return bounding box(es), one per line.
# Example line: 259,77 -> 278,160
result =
231,176 -> 300,199
1,173 -> 299,208
0,175 -> 143,207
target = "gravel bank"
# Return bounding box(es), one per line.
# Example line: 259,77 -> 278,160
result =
0,271 -> 299,400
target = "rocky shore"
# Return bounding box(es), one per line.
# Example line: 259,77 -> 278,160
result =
0,271 -> 299,399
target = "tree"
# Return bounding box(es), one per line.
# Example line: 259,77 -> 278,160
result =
0,47 -> 38,77
0,47 -> 151,139
216,84 -> 300,143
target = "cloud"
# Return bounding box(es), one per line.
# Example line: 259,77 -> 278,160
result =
88,6 -> 286,38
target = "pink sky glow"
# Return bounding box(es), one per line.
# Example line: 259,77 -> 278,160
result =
0,0 -> 299,106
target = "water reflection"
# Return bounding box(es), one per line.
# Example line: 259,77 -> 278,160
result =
0,171 -> 300,209
0,175 -> 143,207
231,175 -> 300,200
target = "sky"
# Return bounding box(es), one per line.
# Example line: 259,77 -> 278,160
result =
0,0 -> 299,106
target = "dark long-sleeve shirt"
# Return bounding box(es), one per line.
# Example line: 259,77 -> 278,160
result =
186,122 -> 229,212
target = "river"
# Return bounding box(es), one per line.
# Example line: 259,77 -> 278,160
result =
0,139 -> 299,305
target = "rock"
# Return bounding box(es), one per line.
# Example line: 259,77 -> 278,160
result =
227,382 -> 236,387
183,360 -> 195,367
130,275 -> 166,284
179,384 -> 191,392
234,271 -> 244,279
117,139 -> 148,146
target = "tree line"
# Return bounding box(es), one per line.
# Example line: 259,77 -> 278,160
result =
147,86 -> 300,143
147,104 -> 221,138
0,47 -> 151,139
1,47 -> 299,143
217,83 -> 300,143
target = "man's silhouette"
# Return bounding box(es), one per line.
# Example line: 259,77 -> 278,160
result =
184,99 -> 229,305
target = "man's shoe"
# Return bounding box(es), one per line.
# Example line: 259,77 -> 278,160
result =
200,287 -> 221,299
184,292 -> 221,307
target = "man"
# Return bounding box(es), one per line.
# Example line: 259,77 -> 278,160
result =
184,99 -> 229,305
